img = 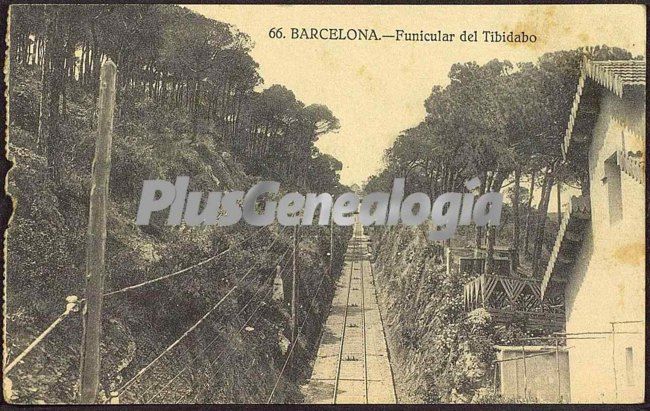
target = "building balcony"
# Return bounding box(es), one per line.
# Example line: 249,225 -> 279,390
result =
617,149 -> 645,185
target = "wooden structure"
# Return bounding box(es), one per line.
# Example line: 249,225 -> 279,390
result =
495,345 -> 570,403
562,58 -> 645,167
458,256 -> 511,276
464,273 -> 565,331
453,244 -> 566,331
452,246 -> 514,276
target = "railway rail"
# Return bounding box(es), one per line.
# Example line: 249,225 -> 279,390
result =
302,218 -> 397,404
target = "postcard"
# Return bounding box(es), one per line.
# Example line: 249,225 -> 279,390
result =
3,4 -> 646,405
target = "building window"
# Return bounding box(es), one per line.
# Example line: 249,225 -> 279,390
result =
604,154 -> 622,224
625,347 -> 634,386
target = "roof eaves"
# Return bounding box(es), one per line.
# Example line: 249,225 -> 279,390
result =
561,58 -> 646,161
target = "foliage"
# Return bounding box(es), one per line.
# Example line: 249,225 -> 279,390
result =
365,45 -> 635,275
371,225 -> 548,403
9,4 -> 341,188
6,5 -> 348,404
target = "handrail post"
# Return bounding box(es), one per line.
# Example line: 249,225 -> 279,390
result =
556,337 -> 561,402
611,322 -> 618,401
521,345 -> 527,400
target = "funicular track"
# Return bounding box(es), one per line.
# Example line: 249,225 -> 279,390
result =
302,218 -> 396,404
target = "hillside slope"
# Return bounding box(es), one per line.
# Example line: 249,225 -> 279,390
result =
5,61 -> 348,404
370,225 -> 536,403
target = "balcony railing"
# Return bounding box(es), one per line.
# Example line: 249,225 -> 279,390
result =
450,246 -> 515,276
617,149 -> 645,185
464,273 -> 565,331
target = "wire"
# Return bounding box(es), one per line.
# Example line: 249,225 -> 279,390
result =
182,250 -> 298,404
181,255 -> 293,404
186,227 -> 335,404
3,298 -> 79,375
266,266 -> 329,403
492,346 -> 576,364
152,282 -> 279,403
113,287 -> 237,397
104,225 -> 269,298
183,281 -> 280,404
238,285 -> 276,332
153,282 -> 279,403
111,228 -> 289,400
144,252 -> 291,402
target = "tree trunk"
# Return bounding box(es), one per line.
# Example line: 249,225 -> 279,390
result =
531,167 -> 554,277
37,7 -> 54,160
475,171 -> 487,249
512,167 -> 521,271
523,170 -> 536,256
484,171 -> 506,274
580,173 -> 590,196
556,181 -> 562,225
47,9 -> 65,180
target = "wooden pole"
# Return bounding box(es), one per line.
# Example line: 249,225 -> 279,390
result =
557,182 -> 562,225
521,345 -> 527,400
291,225 -> 299,343
445,247 -> 451,276
611,322 -> 618,401
79,59 -> 117,403
329,218 -> 334,276
493,362 -> 498,395
555,337 -> 561,402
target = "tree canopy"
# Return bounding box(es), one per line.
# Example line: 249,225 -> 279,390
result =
366,45 -> 635,275
10,4 -> 342,191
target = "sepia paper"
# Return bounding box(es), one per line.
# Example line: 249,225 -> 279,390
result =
2,4 -> 646,405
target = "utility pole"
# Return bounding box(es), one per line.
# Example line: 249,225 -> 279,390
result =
329,218 -> 334,276
79,59 -> 117,403
555,337 -> 561,402
272,265 -> 283,303
521,345 -> 528,401
557,182 -> 562,225
445,247 -> 451,276
611,322 -> 618,401
291,225 -> 299,343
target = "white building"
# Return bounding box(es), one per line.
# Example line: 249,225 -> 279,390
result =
541,58 -> 645,403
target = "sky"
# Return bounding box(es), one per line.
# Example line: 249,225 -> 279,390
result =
186,4 -> 645,197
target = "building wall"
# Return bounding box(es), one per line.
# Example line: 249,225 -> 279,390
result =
563,90 -> 645,403
497,347 -> 570,403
